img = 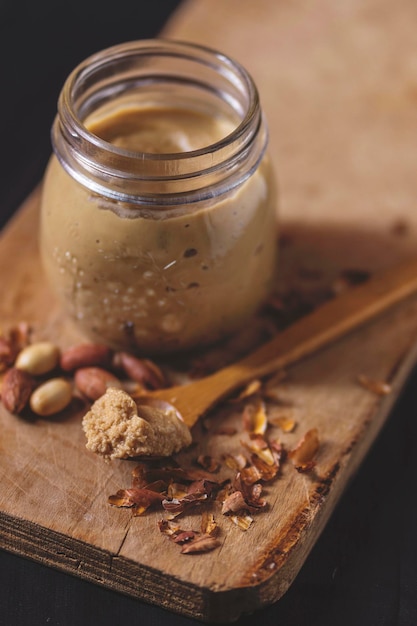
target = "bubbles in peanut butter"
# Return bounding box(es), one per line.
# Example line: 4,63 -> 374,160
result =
161,313 -> 183,334
136,297 -> 147,308
121,293 -> 134,307
49,240 -> 198,347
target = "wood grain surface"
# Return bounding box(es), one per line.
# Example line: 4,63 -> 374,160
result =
1,0 -> 417,622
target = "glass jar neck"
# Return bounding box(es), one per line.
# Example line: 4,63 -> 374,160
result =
52,39 -> 268,205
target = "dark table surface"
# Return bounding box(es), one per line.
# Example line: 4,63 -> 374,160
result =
0,2 -> 416,625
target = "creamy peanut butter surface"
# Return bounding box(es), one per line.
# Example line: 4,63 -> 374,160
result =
40,105 -> 278,354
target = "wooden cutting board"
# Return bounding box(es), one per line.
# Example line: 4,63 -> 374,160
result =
1,0 -> 417,621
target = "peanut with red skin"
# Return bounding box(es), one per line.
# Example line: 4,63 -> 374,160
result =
1,367 -> 35,414
60,343 -> 113,372
0,337 -> 18,372
113,351 -> 166,389
74,367 -> 121,401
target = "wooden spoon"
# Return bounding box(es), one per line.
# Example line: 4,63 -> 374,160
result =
145,257 -> 417,428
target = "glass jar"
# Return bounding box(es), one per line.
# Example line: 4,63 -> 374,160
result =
40,39 -> 278,355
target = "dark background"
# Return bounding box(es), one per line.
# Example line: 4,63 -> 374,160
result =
0,2 -> 416,625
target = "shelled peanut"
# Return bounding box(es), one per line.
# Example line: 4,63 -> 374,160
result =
0,323 -> 167,418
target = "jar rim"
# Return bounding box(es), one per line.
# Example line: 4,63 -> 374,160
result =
61,38 -> 260,162
52,38 -> 268,203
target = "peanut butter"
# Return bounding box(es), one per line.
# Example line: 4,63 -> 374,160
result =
82,388 -> 192,460
40,105 -> 278,354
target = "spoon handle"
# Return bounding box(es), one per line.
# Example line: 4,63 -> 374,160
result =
206,256 -> 417,395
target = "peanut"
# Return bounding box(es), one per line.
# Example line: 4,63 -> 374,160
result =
74,367 -> 121,401
0,337 -> 18,372
1,367 -> 35,413
60,343 -> 113,372
15,342 -> 60,376
30,378 -> 73,416
113,352 -> 166,389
